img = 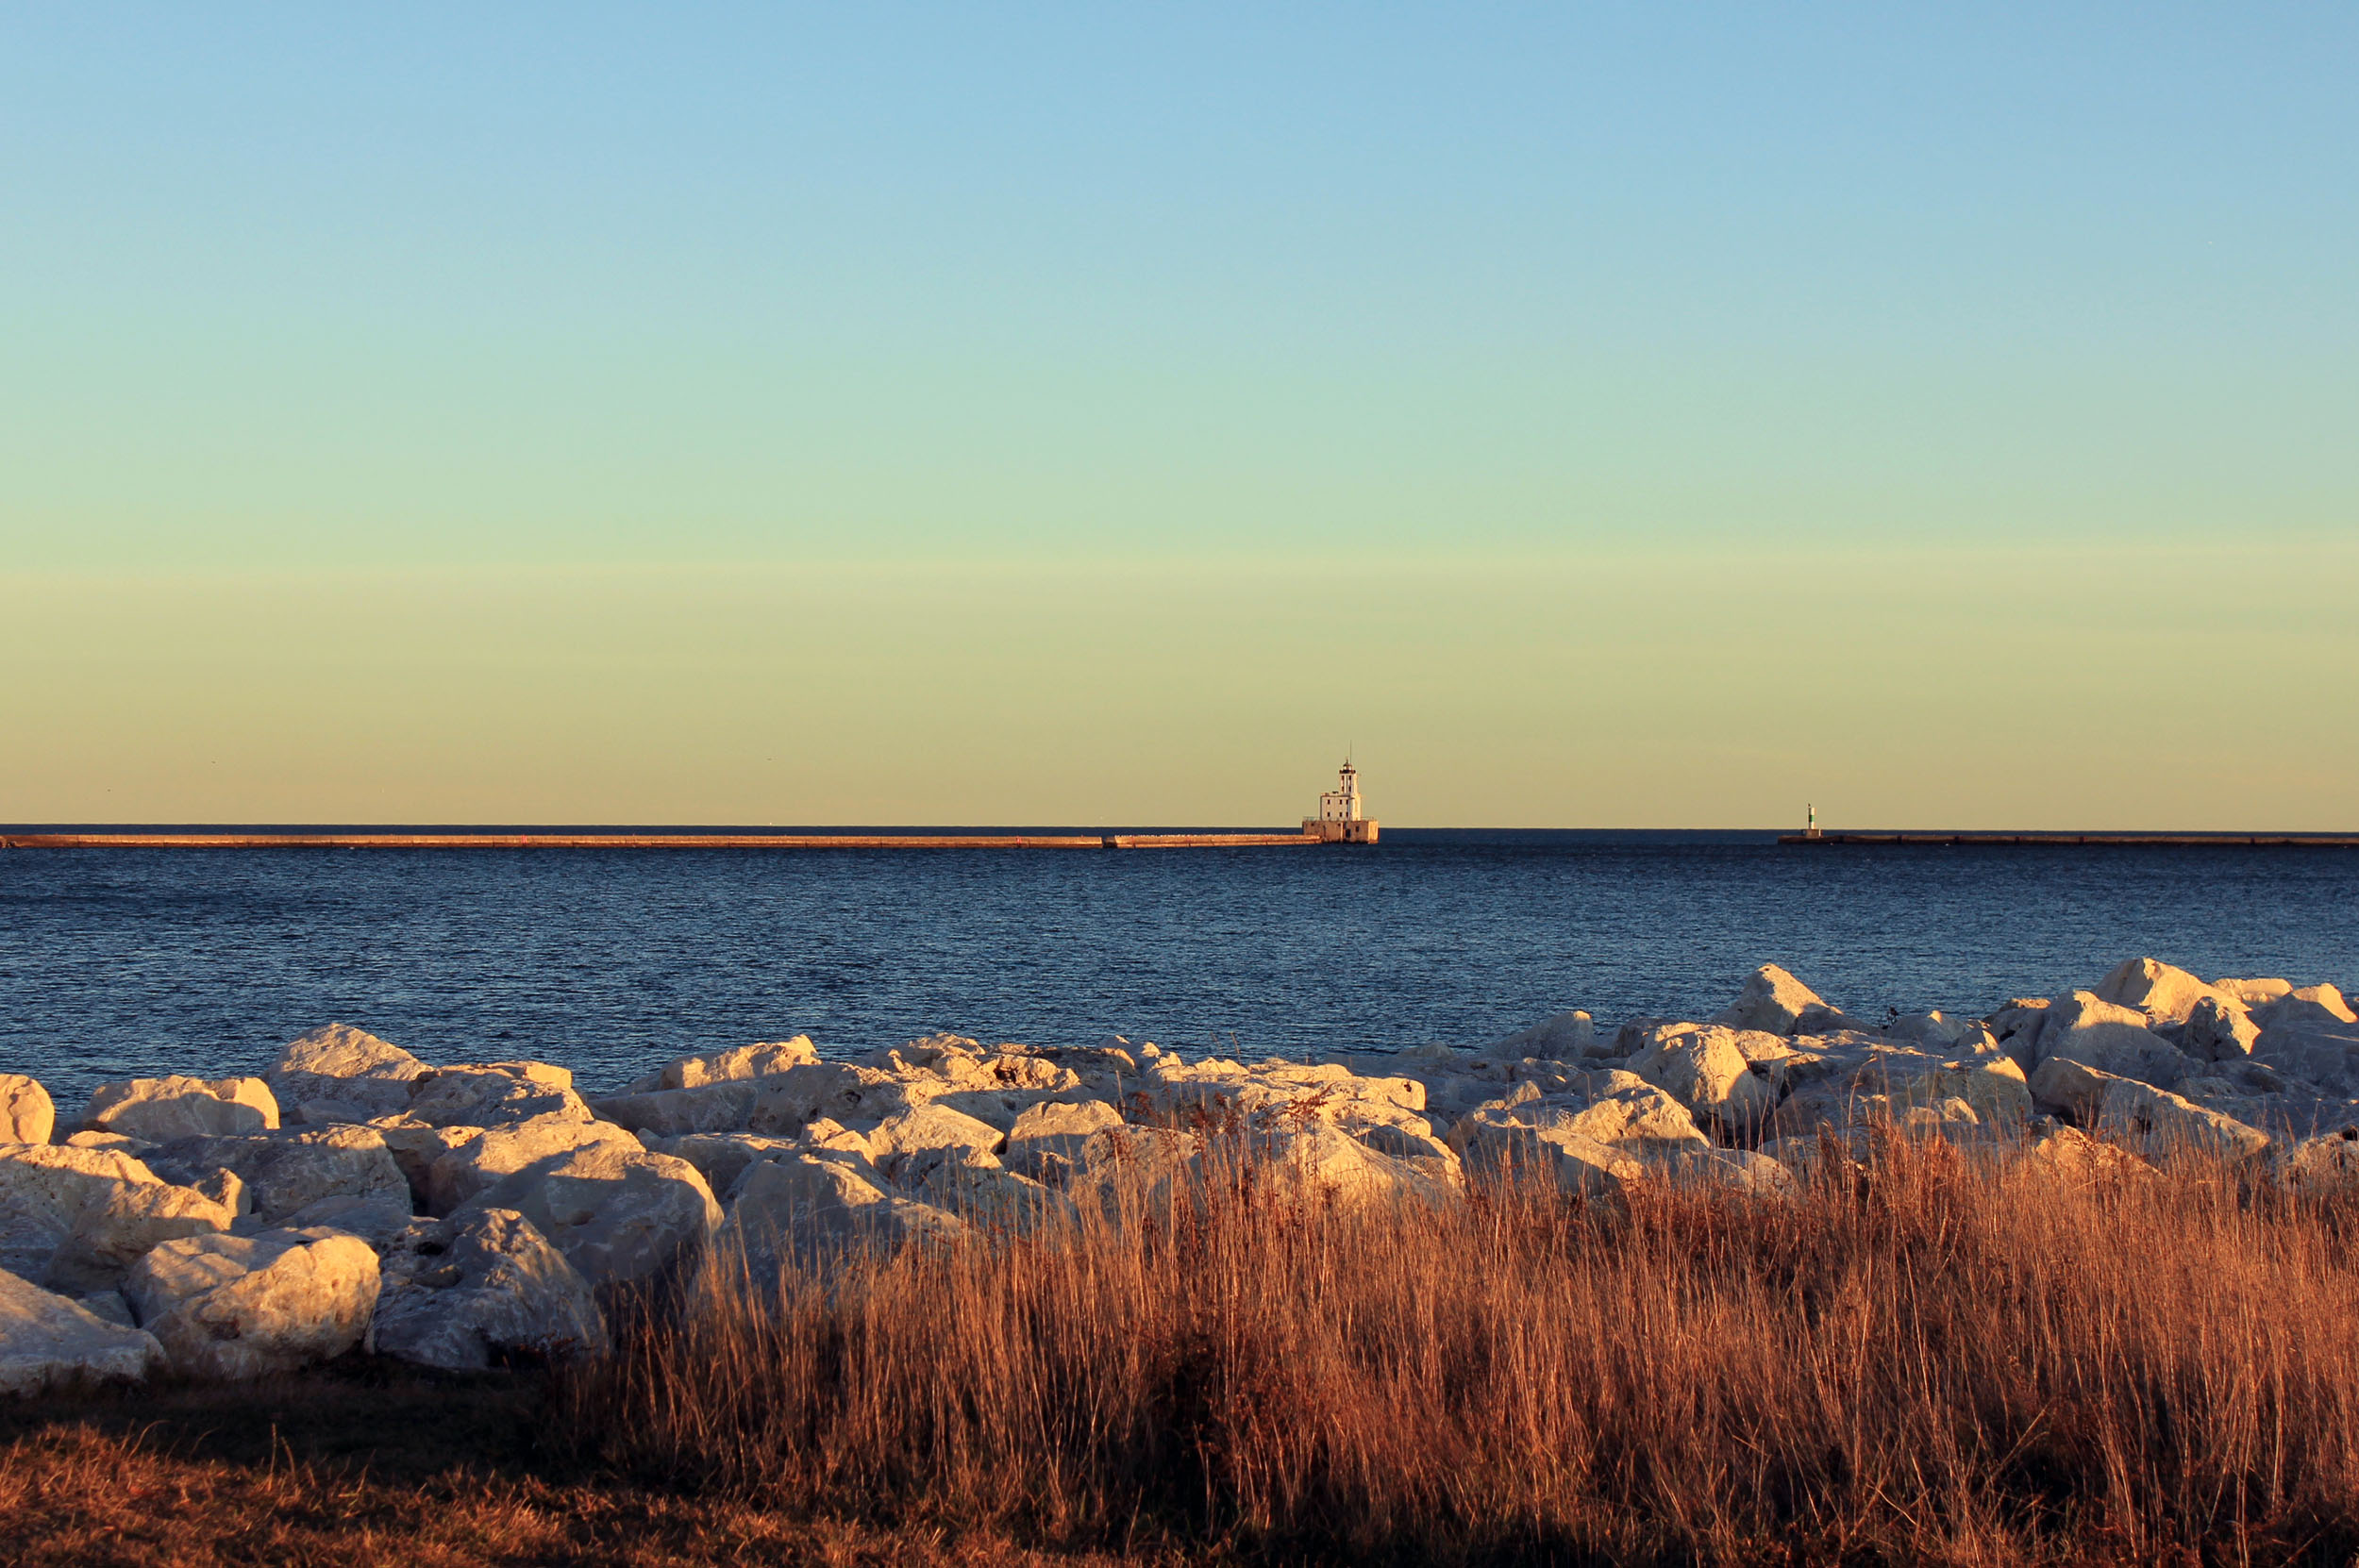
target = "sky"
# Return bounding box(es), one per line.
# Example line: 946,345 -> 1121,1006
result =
2,4 -> 2352,826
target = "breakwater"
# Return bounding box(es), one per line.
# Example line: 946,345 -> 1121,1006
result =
1781,831 -> 2359,846
0,829 -> 1329,851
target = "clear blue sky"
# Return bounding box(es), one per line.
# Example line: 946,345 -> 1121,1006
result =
2,5 -> 2353,824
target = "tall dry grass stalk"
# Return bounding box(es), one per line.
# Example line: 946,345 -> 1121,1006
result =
572,1134 -> 2359,1563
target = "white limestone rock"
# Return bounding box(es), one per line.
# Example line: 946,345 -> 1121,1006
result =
2183,994 -> 2262,1061
0,1267 -> 166,1394
406,1065 -> 591,1129
2095,959 -> 2248,1028
374,1121 -> 477,1203
0,1076 -> 56,1145
0,1143 -> 233,1293
1770,1046 -> 2031,1136
1002,1099 -> 1124,1185
2254,986 -> 2358,1030
1657,1147 -> 1799,1198
422,1115 -> 639,1216
2250,1024 -> 2359,1096
2212,977 -> 2294,1009
1246,1119 -> 1453,1210
1626,1024 -> 1779,1130
1986,1001 -> 2052,1071
1882,1011 -> 1970,1048
635,1132 -> 802,1199
2018,1124 -> 2156,1183
713,1154 -> 967,1287
908,1159 -> 1079,1234
1482,1010 -> 1597,1061
621,1037 -> 821,1094
81,1076 -> 279,1142
2280,1127 -> 2359,1191
2094,1077 -> 2272,1161
75,1289 -> 136,1327
369,1208 -> 606,1371
2029,1059 -> 2269,1161
125,1226 -> 379,1380
1710,963 -> 1829,1036
746,1062 -> 919,1135
1137,1058 -> 1427,1129
867,1103 -> 1008,1178
446,1142 -> 720,1292
2034,993 -> 2196,1088
142,1126 -> 410,1227
265,1024 -> 431,1124
1449,1075 -> 1710,1162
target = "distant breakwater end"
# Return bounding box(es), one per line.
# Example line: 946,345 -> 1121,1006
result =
0,829 -> 1342,851
1782,832 -> 2359,847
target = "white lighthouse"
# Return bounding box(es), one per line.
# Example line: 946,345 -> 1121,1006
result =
1304,759 -> 1378,842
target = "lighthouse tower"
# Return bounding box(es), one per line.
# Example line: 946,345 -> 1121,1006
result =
1305,760 -> 1379,843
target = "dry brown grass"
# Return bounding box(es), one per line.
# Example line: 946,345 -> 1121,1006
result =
8,1133 -> 2358,1566
575,1134 -> 2359,1565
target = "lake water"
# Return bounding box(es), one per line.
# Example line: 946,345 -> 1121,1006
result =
2,830 -> 2353,1102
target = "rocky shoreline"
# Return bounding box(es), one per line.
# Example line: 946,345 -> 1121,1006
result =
4,957 -> 2355,1397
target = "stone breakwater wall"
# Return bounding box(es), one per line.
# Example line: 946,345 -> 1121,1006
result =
2,956 -> 2356,1396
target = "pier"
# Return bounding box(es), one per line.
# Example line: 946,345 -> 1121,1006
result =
0,829 -> 1337,851
1780,831 -> 2359,847
0,763 -> 1384,853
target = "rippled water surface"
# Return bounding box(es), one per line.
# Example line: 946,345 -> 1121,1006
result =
2,831 -> 2352,1101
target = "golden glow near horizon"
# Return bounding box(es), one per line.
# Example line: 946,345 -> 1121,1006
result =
3,10 -> 2354,827
4,542 -> 2351,829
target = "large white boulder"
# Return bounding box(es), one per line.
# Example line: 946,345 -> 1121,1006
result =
1449,1116 -> 1642,1196
2095,1078 -> 2271,1161
0,1076 -> 56,1145
125,1226 -> 379,1379
2280,1128 -> 2359,1191
1246,1119 -> 1452,1210
370,1208 -> 606,1371
0,1143 -> 233,1293
1482,1010 -> 1597,1061
446,1143 -> 720,1292
867,1103 -> 1008,1177
0,1266 -> 166,1393
422,1116 -> 640,1217
2028,1059 -> 2269,1161
633,1132 -> 802,1200
2094,959 -> 2246,1028
1002,1100 -> 1124,1185
1770,1046 -> 2031,1136
267,1024 -> 430,1125
2212,977 -> 2294,1009
2250,1024 -> 2359,1096
1137,1059 -> 1426,1126
1448,1075 -> 1710,1164
2183,995 -> 2261,1061
2254,986 -> 2358,1030
81,1076 -> 278,1141
621,1037 -> 819,1093
1710,964 -> 1829,1035
143,1126 -> 410,1228
1626,1025 -> 1779,1130
712,1155 -> 967,1287
907,1159 -> 1079,1234
406,1064 -> 591,1128
746,1063 -> 919,1134
2034,993 -> 2196,1087
1656,1147 -> 1799,1199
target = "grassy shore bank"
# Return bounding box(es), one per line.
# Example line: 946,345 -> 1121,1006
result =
8,1133 -> 2359,1566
